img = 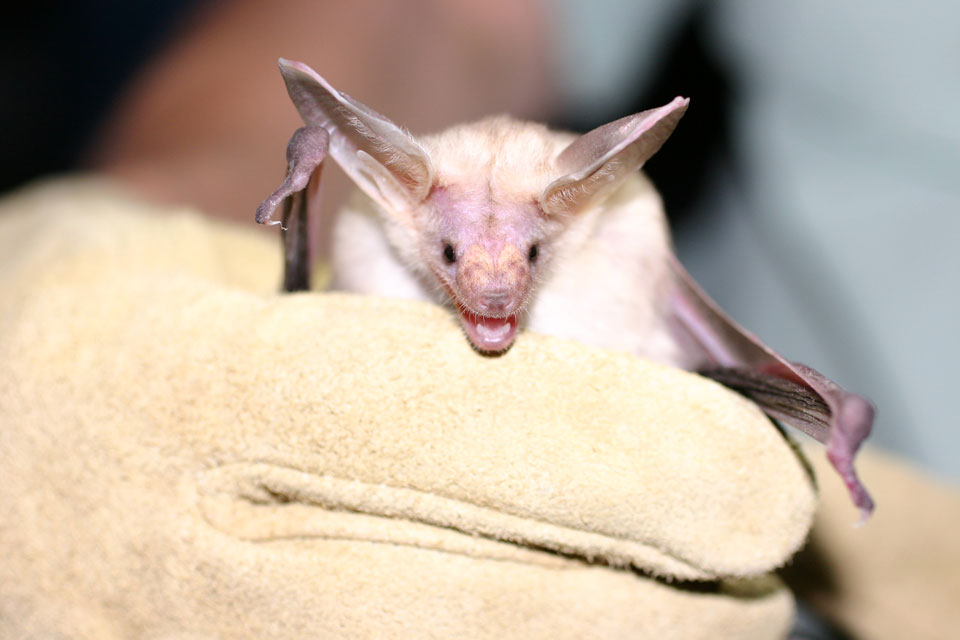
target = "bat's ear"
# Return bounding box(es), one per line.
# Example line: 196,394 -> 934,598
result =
278,59 -> 434,215
540,97 -> 688,216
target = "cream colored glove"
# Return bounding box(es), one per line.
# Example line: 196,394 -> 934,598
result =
0,179 -> 815,639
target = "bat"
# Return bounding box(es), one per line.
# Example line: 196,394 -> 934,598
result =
256,59 -> 875,520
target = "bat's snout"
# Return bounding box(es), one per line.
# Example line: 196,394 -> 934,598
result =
456,243 -> 529,319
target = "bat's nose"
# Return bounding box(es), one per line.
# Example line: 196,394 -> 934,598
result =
479,289 -> 512,316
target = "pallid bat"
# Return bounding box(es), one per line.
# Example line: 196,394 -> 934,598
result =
257,59 -> 875,520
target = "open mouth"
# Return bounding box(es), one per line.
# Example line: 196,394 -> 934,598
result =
457,306 -> 518,353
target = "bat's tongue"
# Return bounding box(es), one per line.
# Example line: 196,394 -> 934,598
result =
458,308 -> 518,353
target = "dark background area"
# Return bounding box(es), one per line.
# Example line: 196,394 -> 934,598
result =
0,1 -> 198,194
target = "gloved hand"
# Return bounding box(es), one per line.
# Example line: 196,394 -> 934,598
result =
0,179 -> 816,640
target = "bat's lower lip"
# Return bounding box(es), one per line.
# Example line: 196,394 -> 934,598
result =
457,307 -> 518,353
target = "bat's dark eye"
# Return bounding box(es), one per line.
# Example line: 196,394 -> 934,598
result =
443,243 -> 457,264
528,244 -> 539,262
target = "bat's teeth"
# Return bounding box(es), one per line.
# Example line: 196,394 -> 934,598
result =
457,307 -> 518,353
476,319 -> 512,341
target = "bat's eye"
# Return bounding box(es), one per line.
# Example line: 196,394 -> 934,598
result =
528,244 -> 539,263
443,243 -> 457,264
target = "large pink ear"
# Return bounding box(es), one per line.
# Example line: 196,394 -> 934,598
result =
540,97 -> 689,216
278,58 -> 434,215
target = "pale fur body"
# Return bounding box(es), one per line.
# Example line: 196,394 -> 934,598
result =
331,116 -> 688,367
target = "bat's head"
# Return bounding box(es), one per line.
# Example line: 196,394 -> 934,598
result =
417,172 -> 551,352
384,117 -> 571,352
278,59 -> 687,353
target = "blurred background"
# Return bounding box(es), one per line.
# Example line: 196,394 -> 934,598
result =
2,0 -> 957,486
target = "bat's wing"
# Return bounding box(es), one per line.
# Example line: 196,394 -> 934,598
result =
256,126 -> 328,290
256,59 -> 435,290
667,254 -> 875,521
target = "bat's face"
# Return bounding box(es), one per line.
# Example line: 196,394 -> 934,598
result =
420,184 -> 554,353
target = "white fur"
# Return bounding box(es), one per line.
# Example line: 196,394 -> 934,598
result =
523,175 -> 687,366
